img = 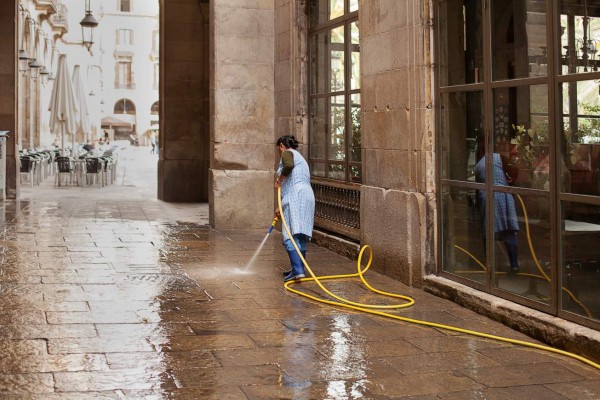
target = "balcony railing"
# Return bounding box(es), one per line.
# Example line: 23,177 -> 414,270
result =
34,0 -> 58,14
311,179 -> 360,241
49,3 -> 68,32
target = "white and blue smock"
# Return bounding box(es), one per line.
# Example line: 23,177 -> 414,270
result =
277,149 -> 315,242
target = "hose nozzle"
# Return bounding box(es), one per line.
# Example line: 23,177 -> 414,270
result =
268,216 -> 279,234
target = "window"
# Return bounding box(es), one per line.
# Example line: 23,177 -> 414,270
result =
151,101 -> 158,115
308,0 -> 360,183
115,60 -> 133,89
120,0 -> 131,12
436,0 -> 600,330
116,29 -> 133,46
114,99 -> 136,115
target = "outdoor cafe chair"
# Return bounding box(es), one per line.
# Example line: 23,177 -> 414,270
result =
54,156 -> 75,187
19,156 -> 35,187
84,157 -> 104,187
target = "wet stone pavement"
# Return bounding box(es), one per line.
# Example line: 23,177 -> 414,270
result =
0,148 -> 599,399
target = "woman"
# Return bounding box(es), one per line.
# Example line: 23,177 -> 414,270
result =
274,135 -> 315,282
475,153 -> 520,272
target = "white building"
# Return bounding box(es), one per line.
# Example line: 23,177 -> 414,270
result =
60,0 -> 159,144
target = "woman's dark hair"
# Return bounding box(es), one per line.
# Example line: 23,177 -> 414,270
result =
276,135 -> 299,149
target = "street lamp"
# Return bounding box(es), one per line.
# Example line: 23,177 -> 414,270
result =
80,0 -> 99,52
18,49 -> 30,75
28,58 -> 43,80
40,66 -> 50,85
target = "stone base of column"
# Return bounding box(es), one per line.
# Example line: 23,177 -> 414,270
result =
209,169 -> 274,229
360,186 -> 429,287
158,159 -> 208,202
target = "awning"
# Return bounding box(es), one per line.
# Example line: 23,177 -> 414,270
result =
101,116 -> 132,128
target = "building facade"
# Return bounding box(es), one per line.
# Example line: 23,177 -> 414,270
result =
1,0 -> 598,360
60,0 -> 159,144
207,0 -> 600,359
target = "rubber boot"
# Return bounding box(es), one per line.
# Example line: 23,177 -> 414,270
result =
283,249 -> 306,276
284,249 -> 305,281
504,234 -> 519,273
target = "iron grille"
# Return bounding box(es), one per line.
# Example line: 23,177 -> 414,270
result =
311,181 -> 360,240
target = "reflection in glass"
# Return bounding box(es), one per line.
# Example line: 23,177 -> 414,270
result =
350,93 -> 361,162
561,201 -> 600,321
441,185 -> 486,284
350,165 -> 360,182
492,192 -> 551,303
492,0 -> 548,80
493,85 -> 549,190
560,80 -> 600,196
330,26 -> 345,92
438,0 -> 483,86
329,95 -> 345,161
328,163 -> 345,180
310,98 -> 327,159
351,22 -> 360,90
440,91 -> 483,181
310,31 -> 329,95
312,162 -> 326,177
560,1 -> 600,75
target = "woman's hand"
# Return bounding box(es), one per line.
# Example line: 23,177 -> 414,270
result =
274,176 -> 284,189
274,209 -> 281,218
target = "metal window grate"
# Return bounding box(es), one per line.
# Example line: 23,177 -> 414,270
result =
311,181 -> 360,240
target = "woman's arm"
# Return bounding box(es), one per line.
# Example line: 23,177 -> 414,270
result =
276,150 -> 294,187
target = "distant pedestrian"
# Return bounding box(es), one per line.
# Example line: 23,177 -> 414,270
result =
150,133 -> 156,154
274,135 -> 315,282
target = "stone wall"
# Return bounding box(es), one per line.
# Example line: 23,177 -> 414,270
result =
158,0 -> 210,202
360,0 -> 436,286
0,1 -> 18,199
209,0 -> 276,229
274,0 -> 308,142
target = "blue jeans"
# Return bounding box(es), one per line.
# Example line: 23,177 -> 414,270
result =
283,234 -> 308,276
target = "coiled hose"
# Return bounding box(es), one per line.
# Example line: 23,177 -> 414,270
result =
277,187 -> 600,370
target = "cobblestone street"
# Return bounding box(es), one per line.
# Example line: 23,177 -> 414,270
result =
0,147 -> 598,399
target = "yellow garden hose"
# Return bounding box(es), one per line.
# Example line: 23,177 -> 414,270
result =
277,188 -> 600,370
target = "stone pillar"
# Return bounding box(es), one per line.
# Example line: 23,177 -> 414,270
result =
209,0 -> 275,229
0,1 -> 19,199
274,0 -> 308,141
158,0 -> 210,202
360,0 -> 436,286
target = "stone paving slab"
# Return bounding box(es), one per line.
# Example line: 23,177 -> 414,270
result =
0,147 -> 598,399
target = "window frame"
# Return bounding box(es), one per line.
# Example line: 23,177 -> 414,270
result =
308,2 -> 360,184
434,0 -> 600,330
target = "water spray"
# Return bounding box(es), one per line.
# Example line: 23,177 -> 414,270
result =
242,215 -> 280,272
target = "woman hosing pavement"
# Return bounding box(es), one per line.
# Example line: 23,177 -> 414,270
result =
274,135 -> 316,282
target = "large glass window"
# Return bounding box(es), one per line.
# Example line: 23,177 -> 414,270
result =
437,0 -> 600,329
309,0 -> 360,183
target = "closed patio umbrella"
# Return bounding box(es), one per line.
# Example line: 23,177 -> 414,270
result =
72,65 -> 91,148
48,54 -> 79,153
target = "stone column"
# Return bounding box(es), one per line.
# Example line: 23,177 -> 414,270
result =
158,0 -> 210,202
360,0 -> 436,286
209,0 -> 275,229
0,1 -> 19,199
